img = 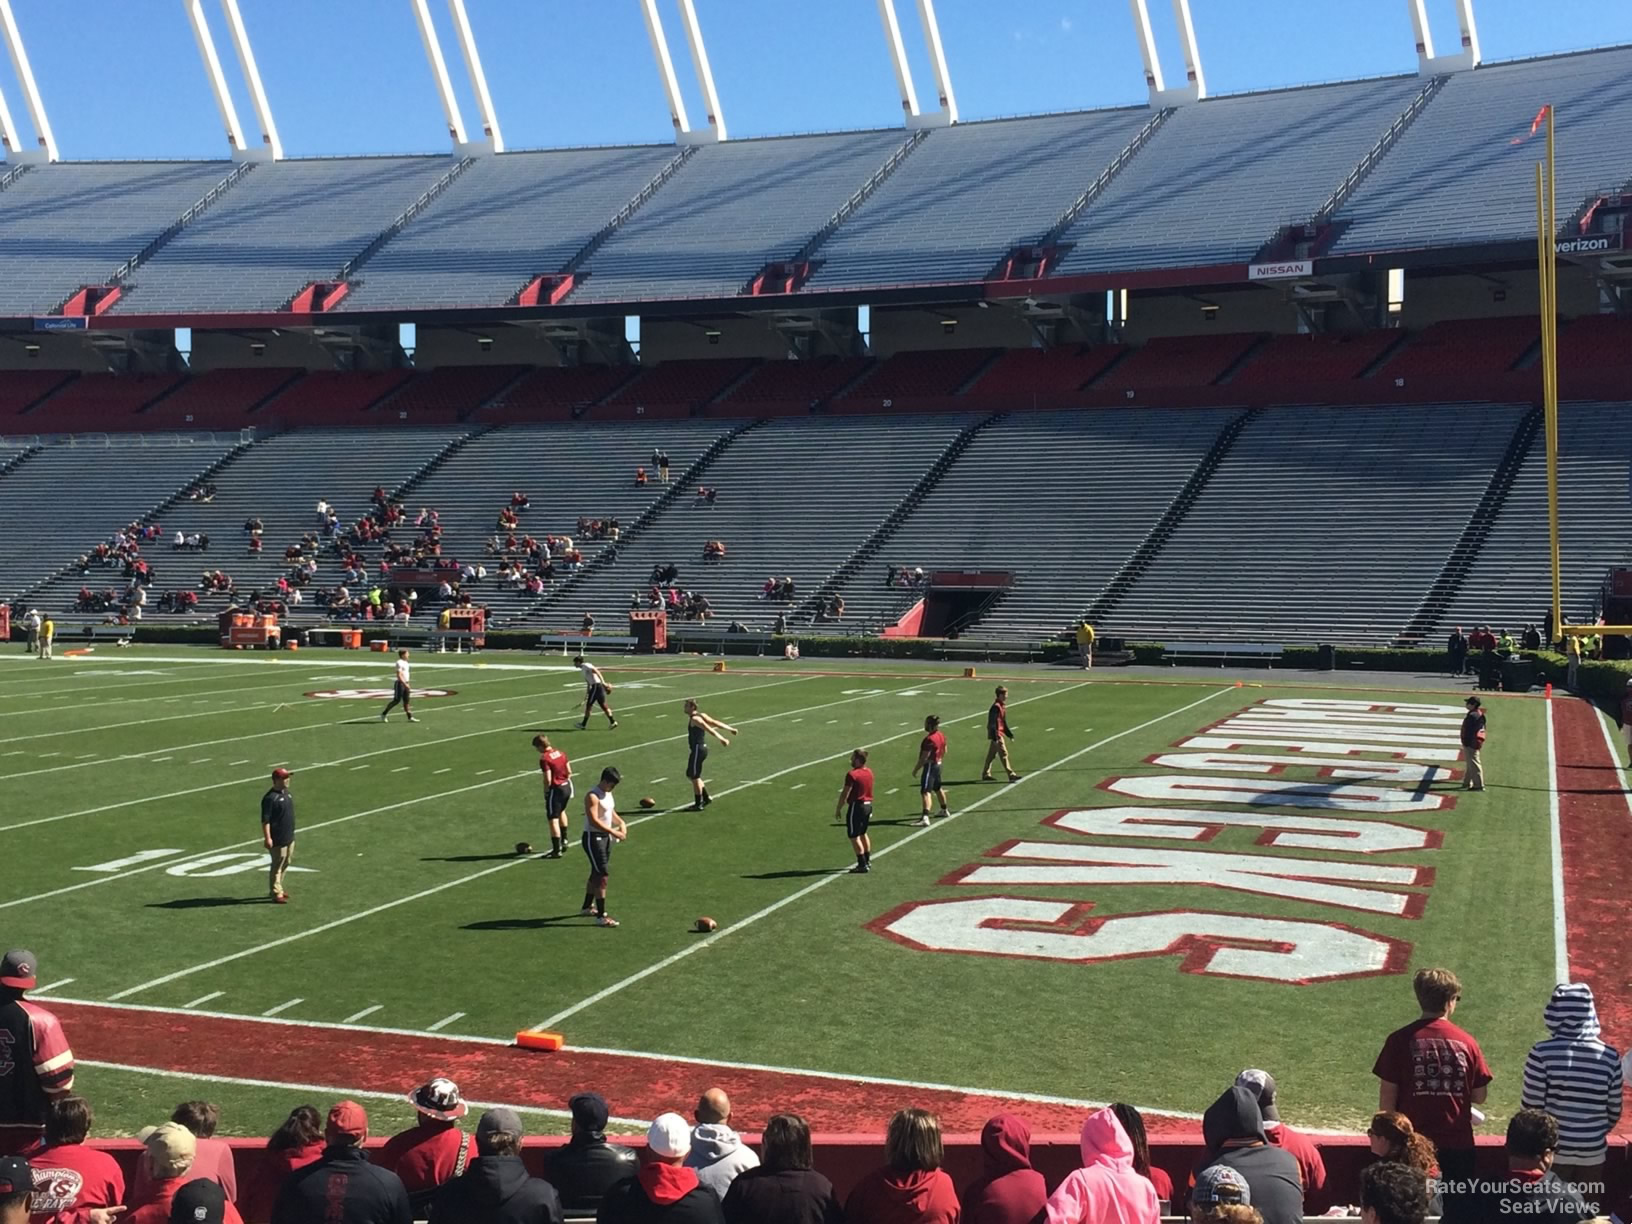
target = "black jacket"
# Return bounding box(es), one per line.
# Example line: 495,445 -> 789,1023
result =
598,1170 -> 725,1224
1196,1088 -> 1304,1224
721,1167 -> 843,1224
272,1144 -> 412,1224
429,1154 -> 563,1224
548,1135 -> 640,1211
1442,1170 -> 1594,1224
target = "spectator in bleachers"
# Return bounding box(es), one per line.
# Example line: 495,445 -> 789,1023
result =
1523,623 -> 1542,651
132,1101 -> 236,1205
657,450 -> 671,483
511,491 -> 529,509
1112,1103 -> 1172,1208
599,1113 -> 722,1224
636,466 -> 649,487
961,1113 -> 1045,1224
1441,1110 -> 1592,1224
1233,1070 -> 1323,1205
1042,1106 -> 1158,1224
242,1106 -> 324,1223
427,1107 -> 561,1224
1497,628 -> 1516,656
773,612 -> 788,636
379,1078 -> 468,1213
273,1101 -> 410,1224
27,1094 -> 124,1224
1521,983 -> 1623,1190
844,1108 -> 958,1224
129,1123 -> 243,1224
1195,1087 -> 1301,1224
1357,1162 -> 1428,1224
720,1112 -> 838,1224
685,1089 -> 758,1202
1361,1112 -> 1441,1217
546,1092 -> 636,1215
1373,968 -> 1490,1188
1188,1166 -> 1253,1223
1447,627 -> 1468,676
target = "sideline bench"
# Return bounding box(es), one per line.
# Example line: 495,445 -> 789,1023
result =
1163,641 -> 1283,667
669,630 -> 774,656
537,633 -> 637,655
936,639 -> 1045,663
389,628 -> 481,653
77,624 -> 135,644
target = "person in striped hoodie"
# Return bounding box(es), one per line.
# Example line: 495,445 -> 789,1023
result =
1520,982 -> 1623,1188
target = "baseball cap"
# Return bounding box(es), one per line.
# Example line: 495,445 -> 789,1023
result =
408,1077 -> 466,1121
0,1154 -> 30,1195
1235,1068 -> 1279,1122
145,1122 -> 197,1179
1193,1165 -> 1251,1207
0,949 -> 37,990
646,1112 -> 691,1160
569,1092 -> 609,1132
271,767 -> 292,780
326,1100 -> 368,1143
169,1178 -> 227,1224
476,1108 -> 525,1142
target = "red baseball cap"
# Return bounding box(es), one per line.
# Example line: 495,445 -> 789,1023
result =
271,768 -> 292,780
326,1100 -> 368,1142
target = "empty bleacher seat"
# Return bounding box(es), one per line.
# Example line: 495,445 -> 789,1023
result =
1229,331 -> 1401,386
478,366 -> 641,423
1098,334 -> 1261,391
1380,317 -> 1539,380
835,349 -> 997,410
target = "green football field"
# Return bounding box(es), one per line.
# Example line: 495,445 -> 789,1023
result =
0,647 -> 1556,1137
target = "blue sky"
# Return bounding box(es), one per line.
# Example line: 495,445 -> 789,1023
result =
8,0 -> 1632,159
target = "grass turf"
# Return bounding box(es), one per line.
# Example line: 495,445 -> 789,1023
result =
0,648 -> 1555,1135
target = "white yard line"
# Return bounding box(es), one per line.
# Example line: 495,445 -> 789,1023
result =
342,1004 -> 383,1024
1591,703 -> 1632,809
1548,700 -> 1569,985
0,676 -> 815,831
261,998 -> 304,1017
33,978 -> 74,994
427,1011 -> 466,1032
182,991 -> 225,1009
531,685 -> 1233,1030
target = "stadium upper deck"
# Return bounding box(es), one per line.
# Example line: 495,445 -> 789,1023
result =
0,44 -> 1628,322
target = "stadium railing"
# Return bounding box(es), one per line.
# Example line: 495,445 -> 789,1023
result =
1162,641 -> 1284,666
536,632 -> 637,655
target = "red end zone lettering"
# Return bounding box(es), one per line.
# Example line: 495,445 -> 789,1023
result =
871,897 -> 1409,983
305,688 -> 456,699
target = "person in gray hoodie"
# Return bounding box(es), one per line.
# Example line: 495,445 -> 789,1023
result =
1521,982 -> 1624,1188
685,1090 -> 760,1202
1195,1086 -> 1302,1224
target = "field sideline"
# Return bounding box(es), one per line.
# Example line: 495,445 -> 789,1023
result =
0,646 -> 1588,1138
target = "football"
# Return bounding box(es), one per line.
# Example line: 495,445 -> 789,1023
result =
693,916 -> 718,933
514,842 -> 533,856
639,796 -> 657,808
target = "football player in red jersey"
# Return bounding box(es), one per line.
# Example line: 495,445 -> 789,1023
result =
533,734 -> 573,858
912,715 -> 950,827
836,749 -> 875,874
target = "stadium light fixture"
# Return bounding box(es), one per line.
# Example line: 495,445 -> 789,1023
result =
219,0 -> 282,160
1410,0 -> 1482,75
877,0 -> 956,129
0,0 -> 56,162
1129,0 -> 1206,106
447,0 -> 503,152
677,0 -> 726,142
184,0 -> 249,158
412,0 -> 470,148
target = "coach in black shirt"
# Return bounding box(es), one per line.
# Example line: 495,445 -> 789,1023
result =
261,767 -> 296,904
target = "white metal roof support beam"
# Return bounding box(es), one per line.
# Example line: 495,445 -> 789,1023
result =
640,0 -> 691,139
183,0 -> 247,157
1128,0 -> 1167,98
411,0 -> 469,146
219,0 -> 281,160
1414,0 -> 1480,75
446,0 -> 503,152
0,0 -> 55,160
1408,0 -> 1436,68
877,0 -> 920,124
676,0 -> 725,142
1455,0 -> 1482,66
0,79 -> 22,162
915,0 -> 957,125
1170,0 -> 1206,100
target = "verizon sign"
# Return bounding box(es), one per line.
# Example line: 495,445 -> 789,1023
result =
1248,260 -> 1313,281
1555,233 -> 1622,256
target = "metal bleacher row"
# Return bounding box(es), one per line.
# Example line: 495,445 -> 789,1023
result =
2,43 -> 1631,314
2,375 -> 1621,646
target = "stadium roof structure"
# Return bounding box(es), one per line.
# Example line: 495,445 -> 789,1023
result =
0,0 -> 1628,331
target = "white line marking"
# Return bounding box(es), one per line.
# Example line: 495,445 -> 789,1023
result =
38,752 -> 59,758
261,997 -> 304,1017
182,992 -> 224,1009
434,767 -> 451,774
533,685 -> 1231,1029
342,1005 -> 384,1024
477,769 -> 494,776
1591,702 -> 1632,811
76,753 -> 96,760
189,759 -> 211,765
790,783 -> 806,790
33,978 -> 74,994
649,777 -> 667,784
1046,727 -> 1055,732
427,1011 -> 465,1032
1548,700 -> 1568,984
791,718 -> 802,723
885,787 -> 900,795
1,751 -> 21,757
150,757 -> 172,763
825,719 -> 838,724
350,764 -> 370,771
392,767 -> 410,773
229,760 -> 250,766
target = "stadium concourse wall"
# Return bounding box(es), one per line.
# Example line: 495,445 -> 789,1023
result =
64,1133 -> 1570,1220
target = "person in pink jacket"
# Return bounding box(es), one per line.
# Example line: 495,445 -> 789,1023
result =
1043,1108 -> 1159,1224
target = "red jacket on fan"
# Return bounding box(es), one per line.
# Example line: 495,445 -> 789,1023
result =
378,1120 -> 469,1195
0,991 -> 74,1151
845,1165 -> 960,1224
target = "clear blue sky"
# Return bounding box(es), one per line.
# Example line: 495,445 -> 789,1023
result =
9,0 -> 1632,159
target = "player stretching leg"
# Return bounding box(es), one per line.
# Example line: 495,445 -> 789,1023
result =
980,685 -> 1021,782
913,714 -> 950,827
837,748 -> 874,874
684,699 -> 736,810
581,766 -> 626,927
574,656 -> 618,729
380,648 -> 418,722
533,734 -> 574,858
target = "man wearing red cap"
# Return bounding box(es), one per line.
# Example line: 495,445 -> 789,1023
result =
0,950 -> 74,1155
273,1101 -> 410,1224
261,768 -> 295,905
379,1078 -> 469,1214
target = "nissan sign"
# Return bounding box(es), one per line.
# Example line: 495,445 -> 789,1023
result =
1555,233 -> 1621,256
1248,260 -> 1314,281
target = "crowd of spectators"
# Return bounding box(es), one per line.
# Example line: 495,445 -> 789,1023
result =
885,565 -> 928,590
762,577 -> 797,602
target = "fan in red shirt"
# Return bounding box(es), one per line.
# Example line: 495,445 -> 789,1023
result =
240,1106 -> 324,1224
533,735 -> 574,859
377,1078 -> 470,1213
26,1095 -> 123,1224
912,716 -> 950,827
1372,968 -> 1492,1185
836,749 -> 875,874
